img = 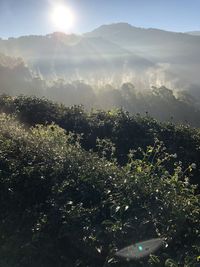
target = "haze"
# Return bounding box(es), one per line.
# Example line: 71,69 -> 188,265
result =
0,2 -> 200,267
1,0 -> 200,125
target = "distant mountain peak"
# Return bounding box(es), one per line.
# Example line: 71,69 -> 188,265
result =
98,22 -> 134,29
86,23 -> 196,38
87,22 -> 136,34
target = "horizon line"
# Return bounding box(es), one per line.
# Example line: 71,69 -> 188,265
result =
1,22 -> 199,40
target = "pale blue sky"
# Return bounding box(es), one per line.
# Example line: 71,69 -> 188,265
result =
0,0 -> 200,38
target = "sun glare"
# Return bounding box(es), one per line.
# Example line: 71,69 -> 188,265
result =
50,4 -> 75,32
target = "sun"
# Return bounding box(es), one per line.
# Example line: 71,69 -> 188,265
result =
50,3 -> 75,32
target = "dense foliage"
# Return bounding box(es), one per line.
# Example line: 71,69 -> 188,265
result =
0,113 -> 199,267
1,95 -> 200,188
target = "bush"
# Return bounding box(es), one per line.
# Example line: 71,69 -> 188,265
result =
1,95 -> 200,188
0,113 -> 199,267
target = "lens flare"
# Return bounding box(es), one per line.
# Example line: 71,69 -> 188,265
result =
115,238 -> 164,260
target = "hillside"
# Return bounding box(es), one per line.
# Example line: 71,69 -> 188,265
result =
85,23 -> 200,66
0,30 -> 154,81
0,97 -> 199,267
1,23 -> 200,93
1,95 -> 200,187
85,23 -> 200,91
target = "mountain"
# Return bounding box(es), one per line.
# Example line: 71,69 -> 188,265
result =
85,23 -> 200,64
0,23 -> 200,91
0,30 -> 154,81
85,23 -> 200,90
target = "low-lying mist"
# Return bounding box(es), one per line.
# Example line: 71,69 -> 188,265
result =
1,23 -> 200,126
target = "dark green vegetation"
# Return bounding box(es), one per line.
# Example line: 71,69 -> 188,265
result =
0,95 -> 200,267
1,95 -> 200,187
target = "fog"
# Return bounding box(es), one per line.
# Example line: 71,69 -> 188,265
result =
1,23 -> 200,125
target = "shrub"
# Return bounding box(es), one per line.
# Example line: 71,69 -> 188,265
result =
0,114 -> 199,267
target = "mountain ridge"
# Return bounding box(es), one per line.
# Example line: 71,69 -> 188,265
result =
0,22 -> 200,90
2,23 -> 200,40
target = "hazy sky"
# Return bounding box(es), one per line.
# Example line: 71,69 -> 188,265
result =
0,0 -> 200,38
